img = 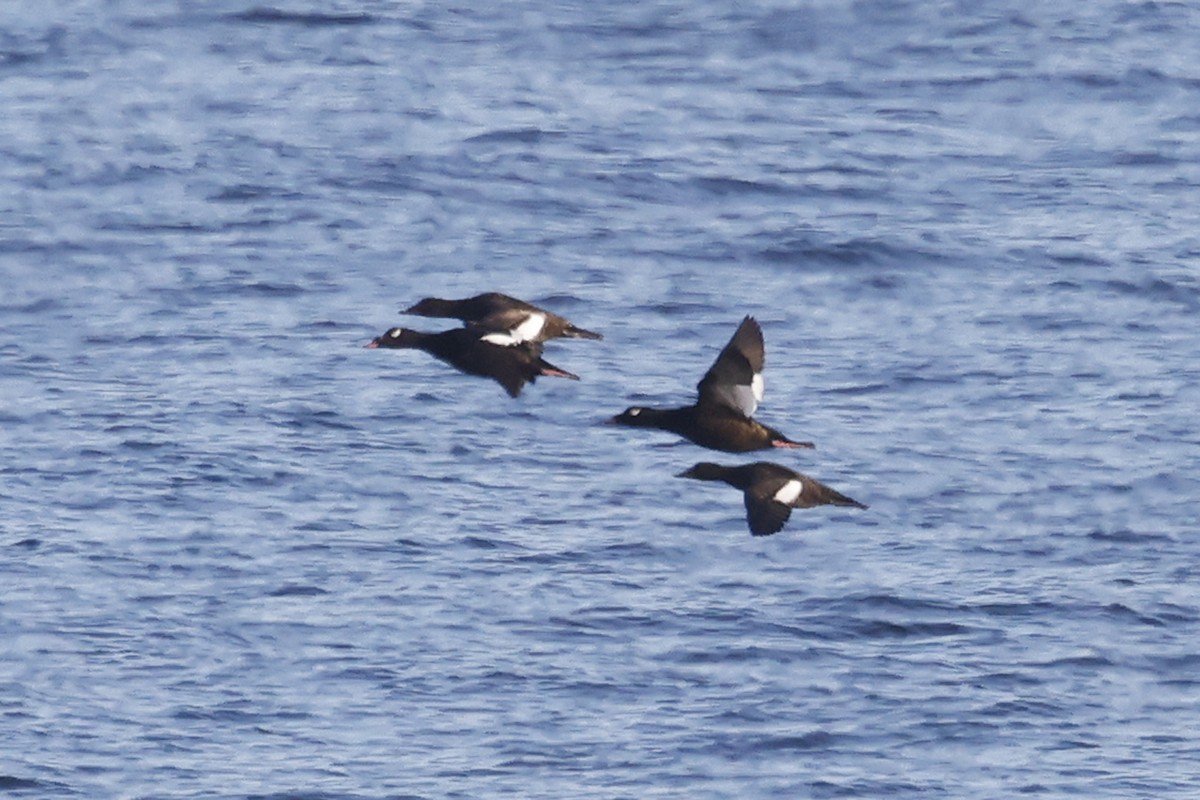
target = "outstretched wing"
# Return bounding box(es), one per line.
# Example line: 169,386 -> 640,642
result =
696,316 -> 765,417
743,489 -> 792,536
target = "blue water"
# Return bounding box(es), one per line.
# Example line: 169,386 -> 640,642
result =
3,1 -> 1200,797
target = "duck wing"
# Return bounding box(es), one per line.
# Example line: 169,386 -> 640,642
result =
743,488 -> 792,536
475,308 -> 550,345
696,316 -> 765,417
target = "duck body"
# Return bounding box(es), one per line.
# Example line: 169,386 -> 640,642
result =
404,292 -> 603,343
678,461 -> 866,536
611,404 -> 811,453
610,316 -> 812,452
367,325 -> 578,398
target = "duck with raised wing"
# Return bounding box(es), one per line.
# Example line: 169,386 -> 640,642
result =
367,325 -> 579,398
610,316 -> 813,452
678,461 -> 866,536
404,292 -> 603,344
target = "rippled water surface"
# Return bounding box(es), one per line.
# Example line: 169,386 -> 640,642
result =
3,2 -> 1200,798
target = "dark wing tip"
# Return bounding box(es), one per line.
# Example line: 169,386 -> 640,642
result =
725,315 -> 765,375
745,495 -> 791,536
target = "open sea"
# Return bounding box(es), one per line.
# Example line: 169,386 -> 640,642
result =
3,1 -> 1199,797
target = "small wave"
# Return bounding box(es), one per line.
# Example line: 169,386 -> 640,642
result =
670,644 -> 801,665
268,584 -> 329,597
173,705 -> 310,723
1036,653 -> 1114,669
748,730 -> 839,752
756,234 -> 942,269
1049,251 -> 1111,268
1087,527 -> 1174,544
1103,276 -> 1199,309
849,618 -> 972,640
1017,311 -> 1097,332
329,668 -> 401,691
232,281 -> 306,297
0,776 -> 47,790
810,779 -> 930,797
1100,602 -> 1166,627
834,592 -> 965,614
689,175 -> 792,197
208,183 -> 301,202
0,296 -> 59,313
279,410 -> 357,432
820,381 -> 890,397
597,541 -> 661,558
228,8 -> 376,26
0,48 -> 46,68
459,535 -> 514,550
983,698 -> 1065,718
465,127 -> 564,145
244,775 -> 371,797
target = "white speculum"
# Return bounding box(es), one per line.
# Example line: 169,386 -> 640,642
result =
773,480 -> 803,505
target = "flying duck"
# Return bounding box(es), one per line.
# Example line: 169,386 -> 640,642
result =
610,316 -> 813,452
678,461 -> 866,536
366,325 -> 579,398
404,292 -> 603,344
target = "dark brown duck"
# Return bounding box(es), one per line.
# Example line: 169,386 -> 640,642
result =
678,461 -> 866,536
366,325 -> 579,398
611,316 -> 813,452
404,292 -> 603,344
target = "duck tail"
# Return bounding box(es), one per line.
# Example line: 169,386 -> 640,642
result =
770,437 -> 815,449
562,325 -> 603,340
825,486 -> 867,509
538,358 -> 580,380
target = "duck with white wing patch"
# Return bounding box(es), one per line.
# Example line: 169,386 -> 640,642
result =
366,325 -> 579,398
611,316 -> 813,452
677,461 -> 867,536
404,292 -> 604,343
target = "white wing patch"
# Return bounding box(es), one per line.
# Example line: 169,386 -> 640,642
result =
772,479 -> 803,505
510,313 -> 546,343
481,331 -> 519,346
751,372 -> 764,404
480,312 -> 546,346
713,381 -> 760,417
